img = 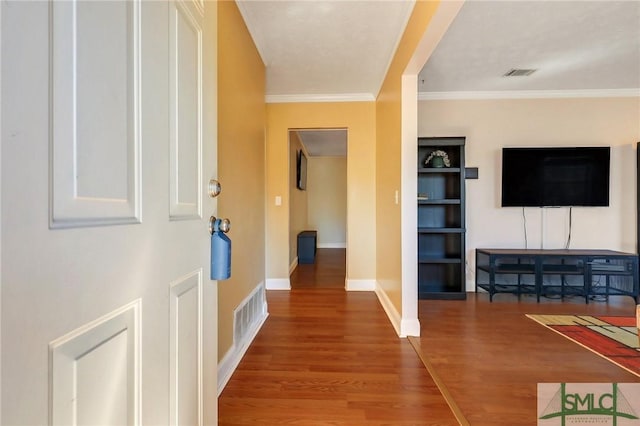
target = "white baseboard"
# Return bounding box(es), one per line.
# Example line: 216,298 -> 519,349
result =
265,278 -> 291,290
289,257 -> 298,275
317,242 -> 347,249
346,279 -> 419,336
217,309 -> 268,396
345,279 -> 376,291
372,284 -> 421,337
400,317 -> 421,337
374,284 -> 402,336
218,282 -> 269,395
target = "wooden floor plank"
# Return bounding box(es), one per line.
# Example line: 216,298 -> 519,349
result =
220,248 -> 640,424
415,293 -> 640,425
218,249 -> 458,425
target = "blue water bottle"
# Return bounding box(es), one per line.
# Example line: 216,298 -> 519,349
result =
210,217 -> 231,280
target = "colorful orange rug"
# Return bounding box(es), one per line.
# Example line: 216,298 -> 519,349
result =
527,314 -> 640,378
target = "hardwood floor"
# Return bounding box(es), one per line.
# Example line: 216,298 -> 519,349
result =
413,293 -> 640,425
219,249 -> 640,425
289,248 -> 347,289
218,249 -> 458,425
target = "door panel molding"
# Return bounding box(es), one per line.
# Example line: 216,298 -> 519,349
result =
169,0 -> 202,220
169,269 -> 203,426
49,300 -> 141,426
50,0 -> 142,228
192,0 -> 205,17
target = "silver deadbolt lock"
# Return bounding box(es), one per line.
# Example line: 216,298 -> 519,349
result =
208,179 -> 222,198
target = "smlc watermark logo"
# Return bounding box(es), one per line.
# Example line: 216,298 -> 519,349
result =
538,383 -> 640,425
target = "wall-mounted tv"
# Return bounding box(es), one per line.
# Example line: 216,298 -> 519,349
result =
296,150 -> 307,190
501,146 -> 610,207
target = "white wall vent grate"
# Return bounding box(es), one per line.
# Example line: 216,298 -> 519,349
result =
233,285 -> 267,346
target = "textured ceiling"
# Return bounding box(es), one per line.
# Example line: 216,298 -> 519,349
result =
419,1 -> 640,96
236,0 -> 415,102
296,130 -> 347,157
239,0 -> 640,153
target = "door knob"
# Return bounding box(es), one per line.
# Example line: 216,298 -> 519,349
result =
209,216 -> 231,234
208,179 -> 222,198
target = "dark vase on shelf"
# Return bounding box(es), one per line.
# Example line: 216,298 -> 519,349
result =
430,156 -> 445,168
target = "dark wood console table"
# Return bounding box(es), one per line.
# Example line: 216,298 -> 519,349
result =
475,248 -> 639,303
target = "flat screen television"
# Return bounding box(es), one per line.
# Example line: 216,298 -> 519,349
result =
501,147 -> 610,207
296,150 -> 307,190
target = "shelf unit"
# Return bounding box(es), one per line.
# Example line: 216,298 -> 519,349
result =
475,248 -> 639,303
417,137 -> 466,300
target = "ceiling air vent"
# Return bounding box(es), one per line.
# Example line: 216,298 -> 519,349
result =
503,68 -> 536,77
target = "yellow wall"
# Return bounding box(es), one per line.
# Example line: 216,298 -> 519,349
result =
419,96 -> 640,290
217,0 -> 266,361
266,102 -> 376,283
288,131 -> 308,266
308,156 -> 347,246
375,1 -> 441,313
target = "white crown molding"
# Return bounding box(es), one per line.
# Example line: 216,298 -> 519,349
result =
265,93 -> 375,104
374,0 -> 416,97
418,88 -> 640,101
266,89 -> 640,104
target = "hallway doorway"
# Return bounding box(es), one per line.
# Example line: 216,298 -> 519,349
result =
288,129 -> 348,289
290,248 -> 346,289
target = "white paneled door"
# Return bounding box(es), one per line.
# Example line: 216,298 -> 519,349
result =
1,0 -> 218,424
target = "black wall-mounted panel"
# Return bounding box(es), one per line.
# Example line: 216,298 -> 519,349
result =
465,167 -> 478,179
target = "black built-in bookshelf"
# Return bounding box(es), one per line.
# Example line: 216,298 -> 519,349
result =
417,137 -> 466,299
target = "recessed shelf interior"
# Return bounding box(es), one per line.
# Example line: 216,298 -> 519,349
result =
418,145 -> 461,169
417,174 -> 461,200
418,263 -> 462,294
418,233 -> 462,260
418,204 -> 462,228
